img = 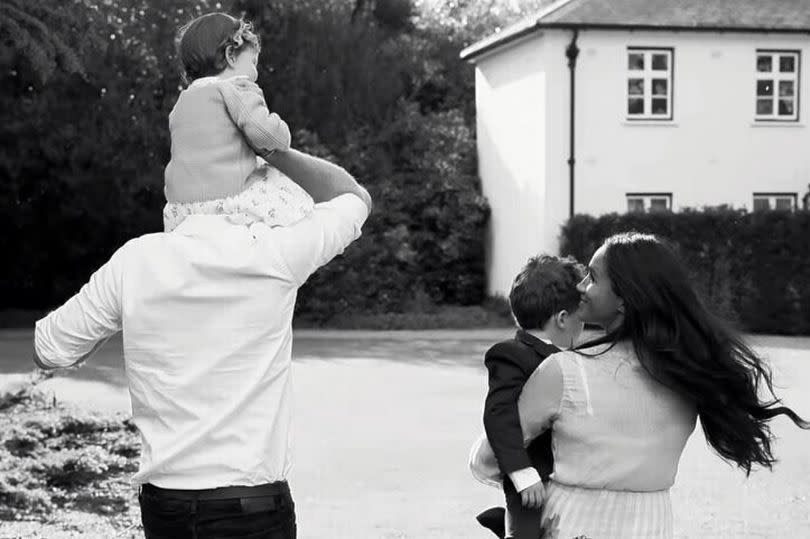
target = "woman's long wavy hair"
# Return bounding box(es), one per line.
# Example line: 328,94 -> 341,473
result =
576,232 -> 809,475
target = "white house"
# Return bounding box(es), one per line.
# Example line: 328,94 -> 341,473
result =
460,0 -> 810,297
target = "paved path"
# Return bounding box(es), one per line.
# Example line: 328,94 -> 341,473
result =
2,330 -> 809,538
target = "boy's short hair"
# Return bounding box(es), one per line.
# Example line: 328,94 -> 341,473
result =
177,12 -> 260,83
509,254 -> 585,330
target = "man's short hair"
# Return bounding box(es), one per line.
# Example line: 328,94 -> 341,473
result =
509,254 -> 585,330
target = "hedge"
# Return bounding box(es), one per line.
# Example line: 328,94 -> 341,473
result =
559,207 -> 810,335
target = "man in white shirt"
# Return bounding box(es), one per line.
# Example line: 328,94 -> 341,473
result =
33,149 -> 372,539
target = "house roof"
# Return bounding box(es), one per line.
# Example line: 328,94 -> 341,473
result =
461,0 -> 810,61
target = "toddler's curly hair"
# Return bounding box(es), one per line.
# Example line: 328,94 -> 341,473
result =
509,254 -> 585,330
177,12 -> 260,84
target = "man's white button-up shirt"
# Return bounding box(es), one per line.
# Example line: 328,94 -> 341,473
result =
35,194 -> 369,489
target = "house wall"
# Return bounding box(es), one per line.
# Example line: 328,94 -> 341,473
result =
474,34 -> 551,298
474,29 -> 810,296
571,30 -> 810,215
542,31 -> 578,266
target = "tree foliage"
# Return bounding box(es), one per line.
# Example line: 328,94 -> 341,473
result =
0,0 -> 87,82
1,0 -> 549,320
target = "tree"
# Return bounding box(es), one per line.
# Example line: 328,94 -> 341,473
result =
0,0 -> 88,82
3,0 -> 566,317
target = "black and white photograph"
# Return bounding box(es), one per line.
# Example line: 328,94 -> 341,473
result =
1,0 -> 809,537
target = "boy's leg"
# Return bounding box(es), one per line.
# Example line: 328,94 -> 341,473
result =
503,479 -> 543,539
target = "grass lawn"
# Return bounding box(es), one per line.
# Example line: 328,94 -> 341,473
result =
1,329 -> 809,538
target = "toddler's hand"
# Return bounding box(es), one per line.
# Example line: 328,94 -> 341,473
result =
520,480 -> 546,509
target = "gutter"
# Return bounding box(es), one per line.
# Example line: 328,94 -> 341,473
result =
565,30 -> 579,219
460,22 -> 545,62
541,22 -> 810,34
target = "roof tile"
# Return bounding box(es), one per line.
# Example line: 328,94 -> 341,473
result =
545,0 -> 810,29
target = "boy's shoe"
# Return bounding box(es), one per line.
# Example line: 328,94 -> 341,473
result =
476,506 -> 506,538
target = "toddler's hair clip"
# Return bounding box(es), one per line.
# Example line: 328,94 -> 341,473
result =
230,21 -> 250,48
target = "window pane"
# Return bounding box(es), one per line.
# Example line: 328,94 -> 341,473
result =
628,53 -> 644,70
651,54 -> 668,70
775,197 -> 793,210
778,98 -> 795,116
627,198 -> 645,213
649,198 -> 669,212
651,98 -> 668,114
652,79 -> 668,96
757,80 -> 773,96
753,198 -> 770,211
779,80 -> 794,97
628,79 -> 644,95
628,98 -> 644,115
756,98 -> 773,115
779,55 -> 796,73
756,55 -> 772,72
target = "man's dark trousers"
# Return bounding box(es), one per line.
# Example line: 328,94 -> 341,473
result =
138,481 -> 296,539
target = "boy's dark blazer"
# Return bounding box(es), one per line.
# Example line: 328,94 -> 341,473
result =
483,329 -> 560,482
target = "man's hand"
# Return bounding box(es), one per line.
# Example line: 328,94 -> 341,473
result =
520,480 -> 546,509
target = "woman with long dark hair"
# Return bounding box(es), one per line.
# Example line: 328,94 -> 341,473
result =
514,232 -> 809,538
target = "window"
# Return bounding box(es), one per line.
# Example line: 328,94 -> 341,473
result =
626,48 -> 674,120
755,50 -> 800,121
753,193 -> 797,211
626,193 -> 672,213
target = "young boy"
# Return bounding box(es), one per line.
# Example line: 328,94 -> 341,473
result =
469,254 -> 585,539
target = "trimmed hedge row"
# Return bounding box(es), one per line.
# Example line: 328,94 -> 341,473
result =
559,207 -> 810,335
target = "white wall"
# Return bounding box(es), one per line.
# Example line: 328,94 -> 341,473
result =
571,30 -> 810,215
474,34 -> 551,297
540,31 -> 576,261
475,29 -> 810,296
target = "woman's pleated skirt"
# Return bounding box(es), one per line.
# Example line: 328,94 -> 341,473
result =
541,481 -> 673,539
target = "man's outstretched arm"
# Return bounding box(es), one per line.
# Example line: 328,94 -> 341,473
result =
263,149 -> 372,210
33,248 -> 125,370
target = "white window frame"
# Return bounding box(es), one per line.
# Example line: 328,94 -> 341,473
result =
752,192 -> 797,211
626,47 -> 674,121
755,50 -> 800,122
626,193 -> 673,213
